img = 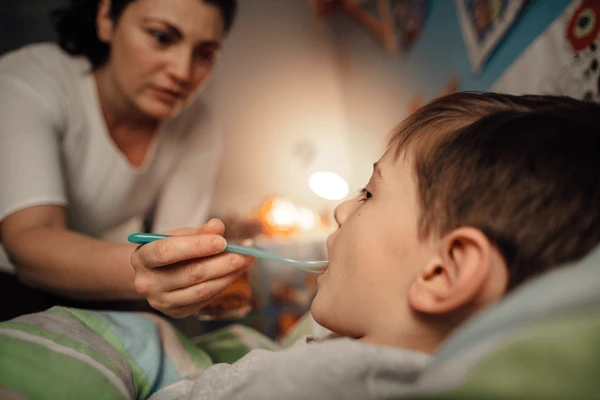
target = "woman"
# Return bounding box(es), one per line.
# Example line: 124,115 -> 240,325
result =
0,0 -> 255,320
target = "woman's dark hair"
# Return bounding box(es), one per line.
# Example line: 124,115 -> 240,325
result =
52,0 -> 237,69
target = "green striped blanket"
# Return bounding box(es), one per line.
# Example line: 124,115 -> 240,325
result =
0,307 -> 286,400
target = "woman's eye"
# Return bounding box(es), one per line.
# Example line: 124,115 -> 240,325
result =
359,188 -> 372,202
151,31 -> 173,46
195,49 -> 217,62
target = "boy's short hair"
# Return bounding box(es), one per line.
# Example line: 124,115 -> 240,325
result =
390,92 -> 600,290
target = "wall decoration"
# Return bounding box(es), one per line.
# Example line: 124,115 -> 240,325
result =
493,0 -> 600,103
312,0 -> 344,20
391,0 -> 430,51
311,0 -> 428,52
456,0 -> 529,74
339,0 -> 398,51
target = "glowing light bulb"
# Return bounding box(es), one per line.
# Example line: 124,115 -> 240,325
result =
271,199 -> 298,226
296,206 -> 317,230
308,171 -> 349,200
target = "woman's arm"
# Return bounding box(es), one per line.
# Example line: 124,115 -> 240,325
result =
1,205 -> 140,300
0,50 -> 254,314
2,206 -> 255,317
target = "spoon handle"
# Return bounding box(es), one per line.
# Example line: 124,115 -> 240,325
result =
127,233 -> 327,273
126,233 -> 267,257
128,233 -> 170,244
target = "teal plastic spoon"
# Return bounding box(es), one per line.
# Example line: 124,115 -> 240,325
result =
128,233 -> 328,273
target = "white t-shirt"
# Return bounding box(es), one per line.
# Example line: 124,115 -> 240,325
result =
0,43 -> 223,273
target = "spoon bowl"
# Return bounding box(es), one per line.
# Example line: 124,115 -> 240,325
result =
127,233 -> 328,273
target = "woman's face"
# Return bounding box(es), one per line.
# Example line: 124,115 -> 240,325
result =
97,0 -> 225,120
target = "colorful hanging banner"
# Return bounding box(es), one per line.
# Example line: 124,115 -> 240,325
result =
456,0 -> 529,74
493,0 -> 600,102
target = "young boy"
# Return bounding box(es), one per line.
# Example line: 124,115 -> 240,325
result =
310,92 -> 600,354
1,93 -> 600,400
160,92 -> 600,398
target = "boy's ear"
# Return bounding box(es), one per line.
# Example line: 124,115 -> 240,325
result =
408,227 -> 497,315
96,0 -> 115,43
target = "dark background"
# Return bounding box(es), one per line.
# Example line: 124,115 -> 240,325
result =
0,1 -> 64,55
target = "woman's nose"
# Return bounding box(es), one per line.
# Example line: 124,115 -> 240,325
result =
334,198 -> 354,228
168,50 -> 193,85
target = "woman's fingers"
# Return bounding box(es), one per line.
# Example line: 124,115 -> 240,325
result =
173,253 -> 253,291
150,270 -> 245,317
164,227 -> 202,236
130,218 -> 256,317
163,218 -> 226,236
197,218 -> 226,235
132,233 -> 227,270
137,252 -> 254,294
134,219 -> 227,269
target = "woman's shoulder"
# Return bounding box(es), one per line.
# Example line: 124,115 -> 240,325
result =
0,42 -> 89,86
0,42 -> 91,119
1,42 -> 80,64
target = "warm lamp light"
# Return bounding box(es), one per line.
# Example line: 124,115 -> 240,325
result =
256,198 -> 300,237
308,171 -> 349,201
256,197 -> 320,237
296,206 -> 317,230
271,199 -> 299,226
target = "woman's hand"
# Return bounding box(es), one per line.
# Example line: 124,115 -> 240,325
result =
130,218 -> 254,318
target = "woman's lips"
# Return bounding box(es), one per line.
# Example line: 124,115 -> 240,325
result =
316,266 -> 328,284
151,87 -> 185,103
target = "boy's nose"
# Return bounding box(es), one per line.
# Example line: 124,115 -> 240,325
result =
334,198 -> 354,228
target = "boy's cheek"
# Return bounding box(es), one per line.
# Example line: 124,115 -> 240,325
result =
325,232 -> 337,256
310,291 -> 328,326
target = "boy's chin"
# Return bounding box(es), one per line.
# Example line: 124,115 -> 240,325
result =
310,293 -> 343,336
310,294 -> 329,328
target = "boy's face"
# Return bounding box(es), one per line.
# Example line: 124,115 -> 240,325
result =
311,148 -> 435,338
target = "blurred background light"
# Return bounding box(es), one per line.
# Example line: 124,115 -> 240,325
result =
308,171 -> 349,201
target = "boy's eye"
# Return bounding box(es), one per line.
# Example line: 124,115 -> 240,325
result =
359,188 -> 372,202
150,30 -> 174,46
